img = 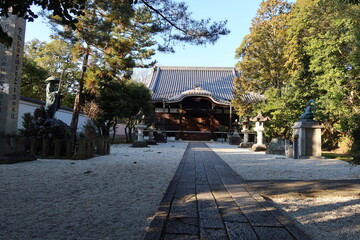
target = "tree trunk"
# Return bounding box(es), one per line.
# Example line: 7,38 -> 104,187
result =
99,121 -> 111,138
125,124 -> 129,142
70,45 -> 90,140
112,118 -> 118,143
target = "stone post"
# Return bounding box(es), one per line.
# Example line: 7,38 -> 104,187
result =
0,12 -> 36,163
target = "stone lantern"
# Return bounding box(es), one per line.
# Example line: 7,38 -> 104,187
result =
132,108 -> 148,147
229,119 -> 241,145
250,111 -> 269,151
239,117 -> 251,148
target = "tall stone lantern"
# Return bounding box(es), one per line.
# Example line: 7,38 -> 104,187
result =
132,108 -> 148,148
250,111 -> 269,151
239,117 -> 251,148
292,99 -> 323,159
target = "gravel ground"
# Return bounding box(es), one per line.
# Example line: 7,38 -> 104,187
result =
207,142 -> 360,240
0,142 -> 187,240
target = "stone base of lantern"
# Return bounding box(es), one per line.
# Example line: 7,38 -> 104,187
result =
251,144 -> 267,152
132,141 -> 148,148
230,136 -> 241,145
146,139 -> 157,145
239,142 -> 253,148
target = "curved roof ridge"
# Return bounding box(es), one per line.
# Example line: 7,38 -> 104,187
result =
156,66 -> 235,71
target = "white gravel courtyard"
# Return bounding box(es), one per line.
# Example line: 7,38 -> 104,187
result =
0,142 -> 187,240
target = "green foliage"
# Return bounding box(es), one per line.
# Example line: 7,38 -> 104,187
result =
234,0 -> 360,150
0,0 -> 86,46
21,57 -> 49,102
234,0 -> 293,137
82,68 -> 152,138
22,38 -> 80,107
18,112 -> 34,136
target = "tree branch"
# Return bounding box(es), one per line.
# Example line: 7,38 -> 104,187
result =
140,0 -> 187,35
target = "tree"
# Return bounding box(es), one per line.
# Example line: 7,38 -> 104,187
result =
23,38 -> 80,107
233,0 -> 293,138
121,80 -> 153,142
21,56 -> 49,101
83,69 -> 152,142
285,0 -> 360,149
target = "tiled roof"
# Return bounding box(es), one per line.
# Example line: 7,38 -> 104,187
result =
148,66 -> 237,104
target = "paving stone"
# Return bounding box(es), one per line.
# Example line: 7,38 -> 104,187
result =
179,175 -> 196,183
241,206 -> 282,227
199,218 -> 224,229
164,234 -> 199,240
178,182 -> 196,189
174,188 -> 196,201
165,218 -> 199,235
254,227 -> 295,240
208,184 -> 226,191
196,184 -> 212,194
215,197 -> 238,208
170,201 -> 198,218
219,177 -> 238,185
233,195 -> 260,208
200,228 -> 228,240
197,200 -> 218,212
220,207 -> 248,222
196,177 -> 208,185
207,177 -> 223,185
225,222 -> 258,240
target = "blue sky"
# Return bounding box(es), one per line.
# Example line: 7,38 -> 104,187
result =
25,0 -> 295,68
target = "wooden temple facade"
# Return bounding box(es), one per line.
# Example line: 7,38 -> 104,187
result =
148,66 -> 238,141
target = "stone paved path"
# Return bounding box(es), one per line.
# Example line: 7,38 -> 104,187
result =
144,143 -> 310,240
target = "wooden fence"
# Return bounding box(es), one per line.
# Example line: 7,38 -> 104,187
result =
28,136 -> 110,159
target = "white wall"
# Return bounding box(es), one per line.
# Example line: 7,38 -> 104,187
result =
18,98 -> 89,133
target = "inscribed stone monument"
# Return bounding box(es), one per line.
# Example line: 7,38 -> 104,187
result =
0,12 -> 36,163
0,12 -> 26,135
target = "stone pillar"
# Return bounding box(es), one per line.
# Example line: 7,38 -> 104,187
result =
0,13 -> 36,163
292,121 -> 323,159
